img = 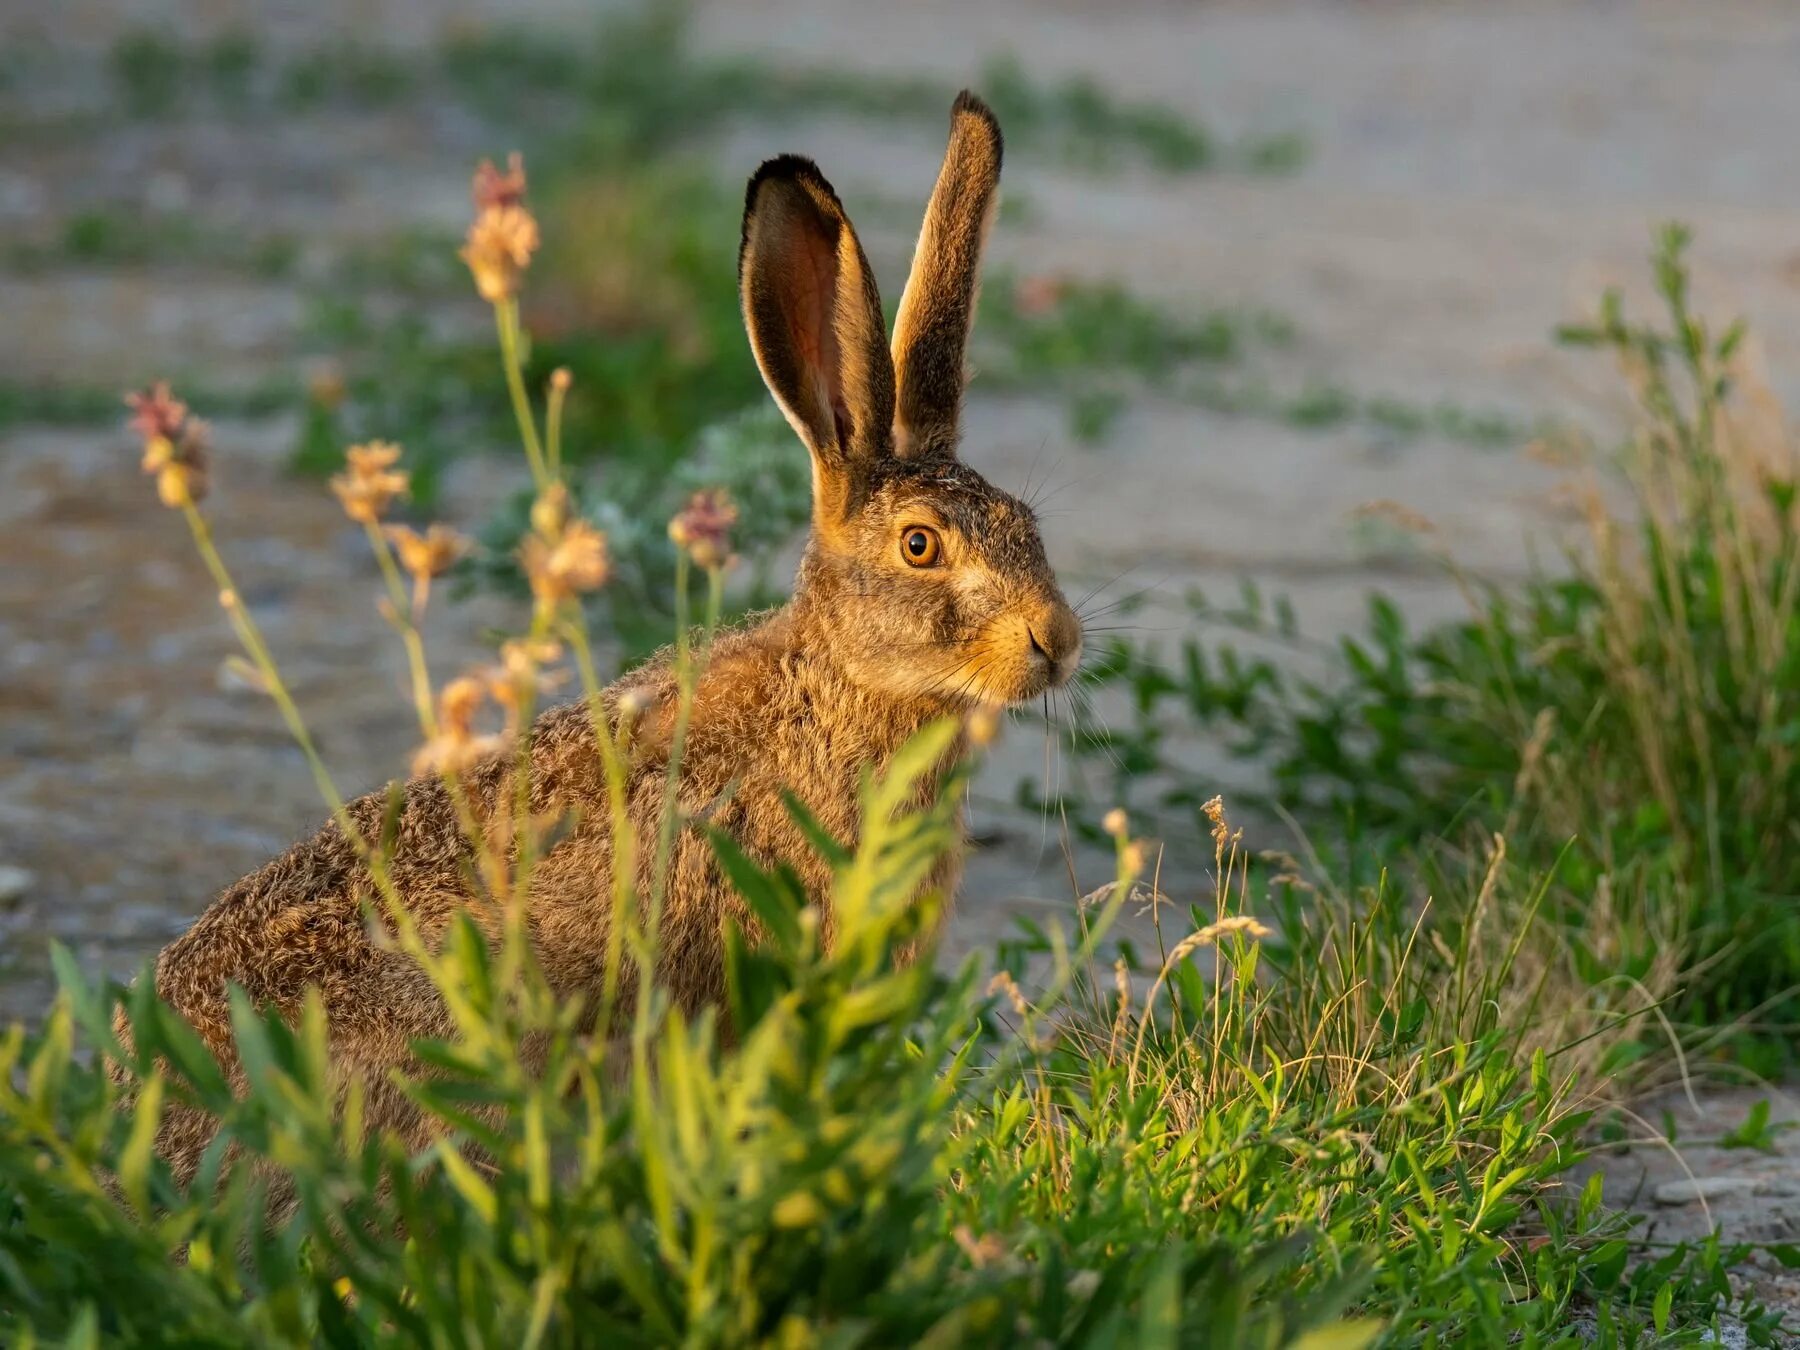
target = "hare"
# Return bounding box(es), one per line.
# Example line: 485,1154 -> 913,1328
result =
131,91 -> 1081,1180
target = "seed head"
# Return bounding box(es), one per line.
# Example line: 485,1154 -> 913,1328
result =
461,204 -> 539,304
126,383 -> 210,508
413,675 -> 504,777
521,518 -> 610,607
668,487 -> 739,570
1201,794 -> 1233,853
986,970 -> 1032,1019
386,522 -> 469,580
331,441 -> 409,524
471,152 -> 527,212
125,381 -> 188,442
1102,807 -> 1129,839
488,637 -> 565,718
385,523 -> 470,612
1165,915 -> 1274,965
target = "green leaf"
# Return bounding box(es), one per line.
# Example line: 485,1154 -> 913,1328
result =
1291,1322 -> 1385,1350
435,1141 -> 498,1224
780,789 -> 852,867
117,1071 -> 166,1215
704,825 -> 801,951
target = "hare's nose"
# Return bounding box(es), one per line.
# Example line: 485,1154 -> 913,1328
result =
1027,602 -> 1083,685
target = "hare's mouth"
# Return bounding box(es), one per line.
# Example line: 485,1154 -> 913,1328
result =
935,612 -> 1082,707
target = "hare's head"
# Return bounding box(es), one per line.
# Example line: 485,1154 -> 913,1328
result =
740,92 -> 1081,709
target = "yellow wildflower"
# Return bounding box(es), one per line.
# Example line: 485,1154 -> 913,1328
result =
413,675 -> 504,777
384,523 -> 470,611
461,204 -> 539,304
331,441 -> 409,524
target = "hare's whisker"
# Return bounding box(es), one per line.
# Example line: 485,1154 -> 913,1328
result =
1070,564 -> 1143,617
1075,575 -> 1171,623
1027,464 -> 1104,515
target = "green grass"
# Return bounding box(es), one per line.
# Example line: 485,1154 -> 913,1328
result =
4,209 -> 301,278
1060,227 -> 1800,1050
981,274 -> 1295,386
0,377 -> 301,434
1,732 -> 1775,1345
1180,373 -> 1530,449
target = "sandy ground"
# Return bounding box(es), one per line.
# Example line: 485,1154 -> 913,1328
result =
8,1 -> 1800,1323
1571,1085 -> 1800,1331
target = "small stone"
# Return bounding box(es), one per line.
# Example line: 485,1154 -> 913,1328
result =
1652,1176 -> 1758,1206
0,865 -> 33,906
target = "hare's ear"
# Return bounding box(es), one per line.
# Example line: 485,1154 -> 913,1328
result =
890,91 -> 1003,462
740,156 -> 895,525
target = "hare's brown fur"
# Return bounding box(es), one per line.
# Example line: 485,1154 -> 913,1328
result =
133,92 -> 1082,1182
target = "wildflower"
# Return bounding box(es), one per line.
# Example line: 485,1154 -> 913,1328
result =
487,637 -> 565,718
125,381 -> 187,442
384,523 -> 470,611
668,487 -> 738,570
331,441 -> 409,524
549,366 -> 572,394
1101,807 -> 1129,839
521,518 -> 609,608
413,675 -> 504,776
471,152 -> 527,212
461,204 -> 538,304
126,383 -> 209,508
1120,839 -> 1148,877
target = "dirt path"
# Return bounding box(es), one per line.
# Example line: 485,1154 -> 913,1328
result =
8,7 -> 1800,1314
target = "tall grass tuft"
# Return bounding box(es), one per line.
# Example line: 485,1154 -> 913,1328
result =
1070,226 -> 1800,1037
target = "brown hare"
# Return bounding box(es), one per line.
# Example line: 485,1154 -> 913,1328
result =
133,91 -> 1082,1180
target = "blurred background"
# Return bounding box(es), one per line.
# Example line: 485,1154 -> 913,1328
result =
8,0 -> 1800,1018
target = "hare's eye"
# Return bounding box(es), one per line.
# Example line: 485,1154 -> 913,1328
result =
900,526 -> 942,568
